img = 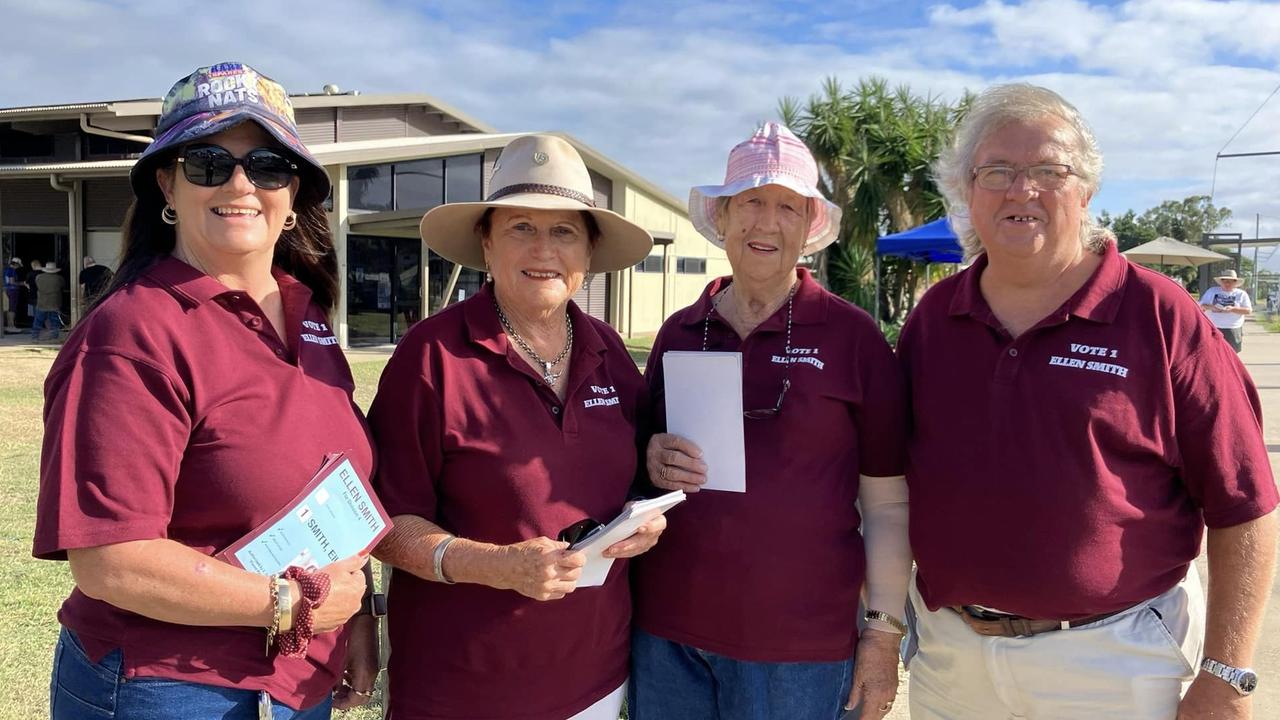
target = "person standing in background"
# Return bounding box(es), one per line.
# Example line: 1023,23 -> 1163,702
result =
32,261 -> 67,342
1200,269 -> 1252,353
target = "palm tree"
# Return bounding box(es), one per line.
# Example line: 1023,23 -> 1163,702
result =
780,77 -> 970,322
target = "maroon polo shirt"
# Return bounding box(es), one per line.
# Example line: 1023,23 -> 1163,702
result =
32,257 -> 374,710
632,268 -> 907,662
900,242 -> 1278,620
368,282 -> 646,720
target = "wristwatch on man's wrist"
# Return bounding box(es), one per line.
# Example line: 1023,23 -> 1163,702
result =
1200,657 -> 1258,696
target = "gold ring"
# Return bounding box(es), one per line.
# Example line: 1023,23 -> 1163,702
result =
879,701 -> 893,712
660,464 -> 670,483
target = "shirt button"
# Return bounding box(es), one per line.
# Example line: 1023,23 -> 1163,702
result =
1008,348 -> 1019,357
551,406 -> 560,415
246,317 -> 262,328
274,348 -> 284,357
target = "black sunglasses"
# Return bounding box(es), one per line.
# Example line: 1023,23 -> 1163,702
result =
558,518 -> 604,547
177,144 -> 299,190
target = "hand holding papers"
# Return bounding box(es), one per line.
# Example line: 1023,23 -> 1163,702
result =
568,490 -> 686,587
217,453 -> 393,575
663,351 -> 747,492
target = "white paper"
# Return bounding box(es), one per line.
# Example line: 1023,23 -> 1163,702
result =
663,351 -> 747,492
572,490 -> 687,587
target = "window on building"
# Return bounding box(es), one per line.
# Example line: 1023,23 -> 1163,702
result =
395,158 -> 444,210
0,128 -> 55,160
348,164 -> 393,211
445,154 -> 482,203
83,134 -> 149,159
348,153 -> 485,212
635,255 -> 664,273
676,257 -> 706,274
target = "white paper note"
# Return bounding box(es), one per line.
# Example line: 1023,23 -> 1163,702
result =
572,490 -> 687,587
662,351 -> 747,492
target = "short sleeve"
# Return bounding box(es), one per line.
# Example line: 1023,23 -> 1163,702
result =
33,351 -> 192,560
367,340 -> 445,521
1171,338 -> 1278,528
853,324 -> 908,477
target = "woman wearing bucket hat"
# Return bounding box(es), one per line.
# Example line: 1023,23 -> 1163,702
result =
368,134 -> 665,720
630,123 -> 911,720
1199,269 -> 1253,353
33,63 -> 377,719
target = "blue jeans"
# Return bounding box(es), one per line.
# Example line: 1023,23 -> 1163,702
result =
31,308 -> 62,340
49,627 -> 332,719
628,629 -> 853,720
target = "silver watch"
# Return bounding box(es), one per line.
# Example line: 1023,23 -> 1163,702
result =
1200,657 -> 1258,696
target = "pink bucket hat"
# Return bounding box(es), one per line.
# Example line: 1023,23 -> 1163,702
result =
689,122 -> 842,256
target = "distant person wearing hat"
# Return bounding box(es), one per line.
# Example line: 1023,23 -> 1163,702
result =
633,123 -> 910,720
1200,269 -> 1252,353
34,62 -> 377,719
901,84 -> 1275,719
369,134 -> 664,720
78,255 -> 114,306
31,261 -> 67,341
3,257 -> 19,332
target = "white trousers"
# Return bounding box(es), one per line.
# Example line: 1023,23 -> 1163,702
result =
907,568 -> 1204,720
567,681 -> 626,720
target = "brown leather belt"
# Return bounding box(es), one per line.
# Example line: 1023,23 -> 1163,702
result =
949,606 -> 1128,638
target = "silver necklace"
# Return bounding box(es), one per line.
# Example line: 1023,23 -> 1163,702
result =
495,300 -> 574,386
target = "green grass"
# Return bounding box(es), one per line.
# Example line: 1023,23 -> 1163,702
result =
624,335 -> 655,372
0,349 -> 76,720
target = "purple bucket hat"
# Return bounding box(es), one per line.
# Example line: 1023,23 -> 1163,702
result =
130,62 -> 330,205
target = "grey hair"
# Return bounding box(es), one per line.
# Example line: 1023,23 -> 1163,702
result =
934,83 -> 1112,260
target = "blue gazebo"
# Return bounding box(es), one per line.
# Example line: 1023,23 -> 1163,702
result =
876,218 -> 963,263
872,218 -> 964,318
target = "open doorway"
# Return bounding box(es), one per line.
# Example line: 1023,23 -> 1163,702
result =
2,232 -> 69,328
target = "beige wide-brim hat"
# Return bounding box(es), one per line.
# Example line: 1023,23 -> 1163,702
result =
419,134 -> 654,273
1215,269 -> 1240,281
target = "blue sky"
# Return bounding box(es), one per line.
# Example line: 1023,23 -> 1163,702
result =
3,0 -> 1279,264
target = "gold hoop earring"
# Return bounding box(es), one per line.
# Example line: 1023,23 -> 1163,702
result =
282,213 -> 297,231
161,205 -> 178,225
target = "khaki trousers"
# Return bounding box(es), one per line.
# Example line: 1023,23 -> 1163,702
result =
907,567 -> 1203,720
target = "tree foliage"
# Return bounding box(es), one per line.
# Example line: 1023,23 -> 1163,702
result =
1100,195 -> 1235,287
779,77 -> 971,322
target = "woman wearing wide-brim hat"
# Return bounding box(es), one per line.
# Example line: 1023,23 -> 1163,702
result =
631,123 -> 912,720
369,134 -> 667,720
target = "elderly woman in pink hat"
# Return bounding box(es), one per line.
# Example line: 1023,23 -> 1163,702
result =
631,123 -> 911,720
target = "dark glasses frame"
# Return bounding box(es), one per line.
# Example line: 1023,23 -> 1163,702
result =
558,518 -> 604,547
702,284 -> 797,420
176,144 -> 299,190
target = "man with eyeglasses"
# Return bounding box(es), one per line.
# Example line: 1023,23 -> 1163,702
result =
898,84 -> 1276,720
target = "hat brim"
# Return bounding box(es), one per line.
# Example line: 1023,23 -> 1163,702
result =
688,175 -> 842,256
419,193 -> 654,273
130,106 -> 330,207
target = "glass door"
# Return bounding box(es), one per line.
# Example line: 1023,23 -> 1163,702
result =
347,235 -> 422,345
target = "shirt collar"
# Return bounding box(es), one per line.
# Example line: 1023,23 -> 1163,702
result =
678,266 -> 829,329
145,255 -> 313,313
948,242 -> 1127,326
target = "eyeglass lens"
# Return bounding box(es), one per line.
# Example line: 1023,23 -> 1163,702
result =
181,145 -> 297,190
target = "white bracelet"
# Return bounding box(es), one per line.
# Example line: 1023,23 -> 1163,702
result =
433,536 -> 456,584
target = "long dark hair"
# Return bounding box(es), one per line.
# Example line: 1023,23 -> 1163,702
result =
92,152 -> 339,313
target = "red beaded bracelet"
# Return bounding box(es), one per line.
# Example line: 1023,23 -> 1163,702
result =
275,566 -> 331,657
